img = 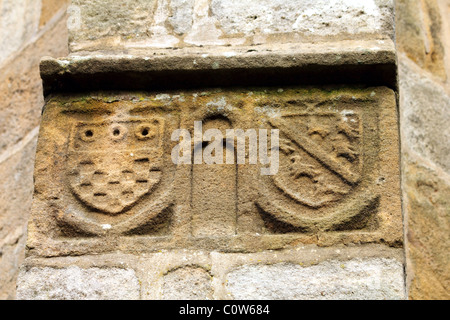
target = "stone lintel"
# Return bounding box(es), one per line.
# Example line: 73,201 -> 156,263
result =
40,40 -> 397,95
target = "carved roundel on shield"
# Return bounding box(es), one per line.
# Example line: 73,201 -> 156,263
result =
62,117 -> 172,235
257,107 -> 379,232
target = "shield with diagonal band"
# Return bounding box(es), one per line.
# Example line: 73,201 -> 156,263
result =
66,118 -> 164,215
257,105 -> 378,232
271,110 -> 362,208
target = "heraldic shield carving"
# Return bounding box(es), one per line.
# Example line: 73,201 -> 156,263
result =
61,117 -> 173,235
257,100 -> 379,233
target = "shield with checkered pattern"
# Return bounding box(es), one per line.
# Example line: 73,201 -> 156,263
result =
66,118 -> 164,215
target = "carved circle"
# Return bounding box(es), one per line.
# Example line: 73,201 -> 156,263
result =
80,127 -> 96,142
135,123 -> 156,140
110,124 -> 127,141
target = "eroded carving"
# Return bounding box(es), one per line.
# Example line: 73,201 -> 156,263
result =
67,118 -> 164,215
257,101 -> 378,232
57,114 -> 175,236
273,111 -> 361,208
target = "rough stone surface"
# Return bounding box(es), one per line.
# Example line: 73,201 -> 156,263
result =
162,267 -> 213,300
398,54 -> 449,300
39,0 -> 70,27
17,245 -> 404,300
0,15 -> 68,154
68,0 -> 158,43
396,0 -> 450,300
396,0 -> 447,80
67,0 -> 395,51
0,5 -> 68,300
399,60 -> 450,175
211,0 -> 394,37
0,0 -> 42,63
16,266 -> 140,300
0,138 -> 37,300
403,159 -> 450,300
226,258 -> 405,300
168,0 -> 194,36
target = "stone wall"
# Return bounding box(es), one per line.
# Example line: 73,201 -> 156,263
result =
396,0 -> 450,300
15,0 -> 408,300
17,246 -> 405,300
0,0 -> 449,300
0,0 -> 69,300
67,0 -> 395,52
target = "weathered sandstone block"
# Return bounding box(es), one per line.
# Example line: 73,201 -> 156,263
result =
25,87 -> 402,257
16,266 -> 140,300
68,0 -> 395,51
226,258 -> 405,300
17,245 -> 404,300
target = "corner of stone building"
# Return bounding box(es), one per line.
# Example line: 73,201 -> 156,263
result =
0,0 -> 70,300
396,0 -> 450,300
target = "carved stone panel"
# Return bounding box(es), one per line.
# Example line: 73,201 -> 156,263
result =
28,87 -> 402,257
